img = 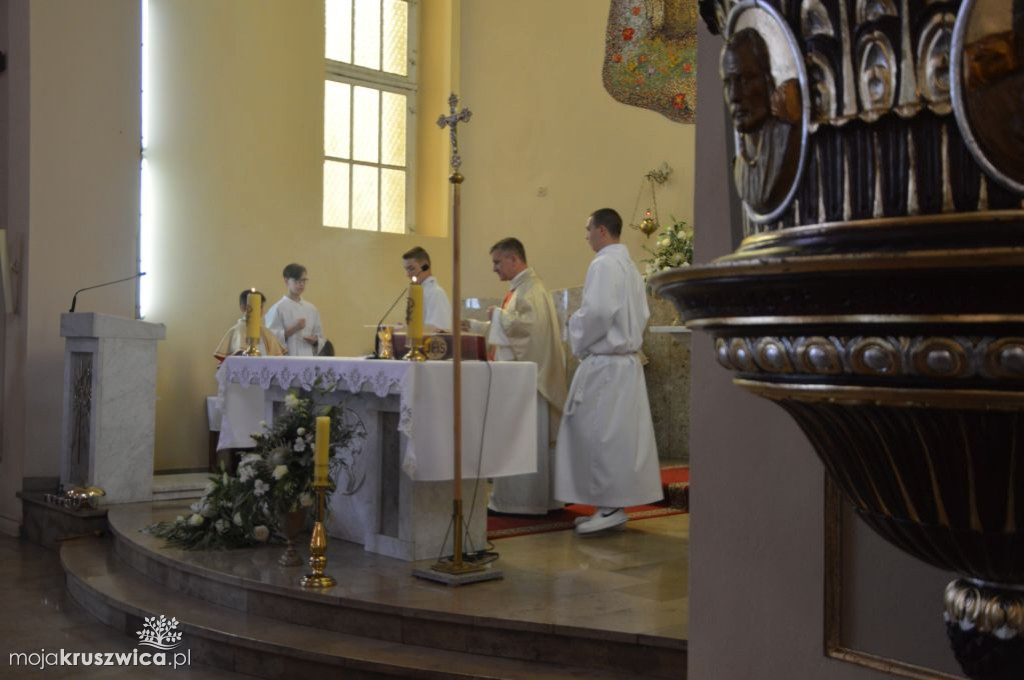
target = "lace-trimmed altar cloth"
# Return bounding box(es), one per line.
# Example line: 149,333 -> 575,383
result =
216,356 -> 537,481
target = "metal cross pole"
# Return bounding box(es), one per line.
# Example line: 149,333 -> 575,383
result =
425,93 -> 487,578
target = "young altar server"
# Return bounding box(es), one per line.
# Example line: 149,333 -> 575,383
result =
467,238 -> 568,515
554,208 -> 663,534
265,263 -> 325,357
214,289 -> 287,362
402,246 -> 452,331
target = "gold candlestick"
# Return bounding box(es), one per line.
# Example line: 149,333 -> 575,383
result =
243,289 -> 262,356
299,485 -> 335,588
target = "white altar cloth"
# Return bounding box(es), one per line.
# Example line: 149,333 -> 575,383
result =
216,356 -> 538,481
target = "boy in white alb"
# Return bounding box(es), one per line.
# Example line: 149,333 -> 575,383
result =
402,246 -> 452,331
264,263 -> 325,357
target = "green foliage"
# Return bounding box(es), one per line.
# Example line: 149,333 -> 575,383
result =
146,391 -> 366,550
642,217 -> 695,281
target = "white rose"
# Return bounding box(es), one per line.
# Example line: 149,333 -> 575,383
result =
273,465 -> 288,480
299,493 -> 313,507
233,512 -> 243,526
252,525 -> 270,542
253,479 -> 269,497
187,513 -> 204,527
659,236 -> 670,248
284,393 -> 300,410
293,438 -> 306,452
296,427 -> 306,436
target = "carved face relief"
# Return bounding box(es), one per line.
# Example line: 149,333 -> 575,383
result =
952,0 -> 1024,192
722,37 -> 772,133
722,2 -> 809,224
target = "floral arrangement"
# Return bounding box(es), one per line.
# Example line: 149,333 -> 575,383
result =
146,391 -> 366,550
643,217 -> 695,281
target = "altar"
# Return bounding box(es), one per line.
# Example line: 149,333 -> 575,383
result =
216,356 -> 538,560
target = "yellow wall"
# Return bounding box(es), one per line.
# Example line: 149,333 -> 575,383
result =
146,0 -> 454,469
458,0 -> 696,299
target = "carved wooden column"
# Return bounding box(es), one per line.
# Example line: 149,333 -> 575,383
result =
654,1 -> 1024,677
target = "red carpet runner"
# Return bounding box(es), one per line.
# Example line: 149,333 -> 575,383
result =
487,465 -> 689,539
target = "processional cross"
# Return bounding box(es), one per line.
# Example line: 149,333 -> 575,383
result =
415,94 -> 500,585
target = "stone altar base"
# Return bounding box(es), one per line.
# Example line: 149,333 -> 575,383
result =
59,501 -> 688,679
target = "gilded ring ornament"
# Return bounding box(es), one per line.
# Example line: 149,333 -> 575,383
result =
910,337 -> 970,377
985,338 -> 1024,379
794,336 -> 842,374
754,337 -> 793,372
849,337 -> 901,375
728,337 -> 757,371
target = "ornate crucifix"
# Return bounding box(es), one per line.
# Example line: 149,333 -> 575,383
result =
436,93 -> 472,174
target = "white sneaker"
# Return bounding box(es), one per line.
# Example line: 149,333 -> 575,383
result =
575,508 -> 627,535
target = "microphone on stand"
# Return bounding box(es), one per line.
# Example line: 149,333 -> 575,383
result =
69,272 -> 146,313
372,286 -> 410,359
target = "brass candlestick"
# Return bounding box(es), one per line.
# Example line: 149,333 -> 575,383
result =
242,336 -> 261,356
299,485 -> 335,588
405,339 -> 427,362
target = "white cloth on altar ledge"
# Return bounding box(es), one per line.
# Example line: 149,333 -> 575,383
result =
215,356 -> 537,482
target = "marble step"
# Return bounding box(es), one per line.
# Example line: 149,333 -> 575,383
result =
151,472 -> 211,501
62,537 -> 641,680
105,503 -> 685,679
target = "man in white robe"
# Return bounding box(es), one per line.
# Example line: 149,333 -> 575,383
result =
467,238 -> 568,515
403,246 -> 452,331
264,263 -> 325,357
554,208 -> 663,534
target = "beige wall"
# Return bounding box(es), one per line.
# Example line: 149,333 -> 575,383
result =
458,0 -> 695,299
0,0 -> 140,529
144,0 -> 457,470
687,21 -> 961,679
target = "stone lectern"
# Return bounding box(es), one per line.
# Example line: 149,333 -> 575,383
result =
60,313 -> 166,504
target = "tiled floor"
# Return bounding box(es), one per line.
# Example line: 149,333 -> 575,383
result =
0,536 -> 246,678
1,508 -> 688,677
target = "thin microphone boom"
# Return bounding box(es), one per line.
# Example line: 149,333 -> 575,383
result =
373,286 -> 409,358
69,272 -> 146,313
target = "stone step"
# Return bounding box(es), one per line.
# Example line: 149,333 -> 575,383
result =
105,503 -> 684,679
62,536 -> 644,680
151,472 -> 210,501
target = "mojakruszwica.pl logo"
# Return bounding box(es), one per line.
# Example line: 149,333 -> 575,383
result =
8,613 -> 191,670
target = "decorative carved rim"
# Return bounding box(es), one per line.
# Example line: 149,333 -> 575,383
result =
735,379 -> 1024,410
647,246 -> 1024,287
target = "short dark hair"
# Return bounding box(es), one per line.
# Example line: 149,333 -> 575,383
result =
590,208 -> 623,237
402,246 -> 431,266
282,263 -> 306,280
239,289 -> 267,308
490,237 -> 527,263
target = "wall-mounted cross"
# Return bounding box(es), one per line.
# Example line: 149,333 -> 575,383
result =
436,93 -> 472,170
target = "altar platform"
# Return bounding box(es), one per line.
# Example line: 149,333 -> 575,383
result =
60,500 -> 688,679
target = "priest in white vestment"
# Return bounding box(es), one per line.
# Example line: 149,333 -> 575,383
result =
554,208 -> 663,534
403,246 -> 452,331
467,238 -> 568,515
264,263 -> 325,357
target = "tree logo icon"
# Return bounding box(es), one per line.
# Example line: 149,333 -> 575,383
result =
137,614 -> 183,650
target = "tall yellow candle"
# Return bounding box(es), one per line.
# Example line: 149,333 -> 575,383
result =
246,290 -> 261,341
314,416 -> 330,486
407,279 -> 424,344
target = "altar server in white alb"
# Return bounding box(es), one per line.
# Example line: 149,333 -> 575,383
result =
264,263 -> 325,357
554,208 -> 663,534
402,246 -> 452,331
468,237 -> 568,515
